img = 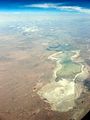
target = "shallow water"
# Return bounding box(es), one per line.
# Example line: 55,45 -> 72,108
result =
38,51 -> 89,112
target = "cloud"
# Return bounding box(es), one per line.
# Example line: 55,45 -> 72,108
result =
24,3 -> 90,14
59,6 -> 90,13
23,27 -> 39,33
25,3 -> 56,8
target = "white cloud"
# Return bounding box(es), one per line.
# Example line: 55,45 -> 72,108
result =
25,3 -> 56,8
23,27 -> 39,33
59,6 -> 90,13
24,3 -> 90,14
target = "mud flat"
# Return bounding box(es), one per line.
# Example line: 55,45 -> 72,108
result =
37,50 -> 89,112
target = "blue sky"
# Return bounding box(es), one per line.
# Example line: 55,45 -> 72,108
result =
0,0 -> 90,12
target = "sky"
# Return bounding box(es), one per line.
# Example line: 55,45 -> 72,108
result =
0,0 -> 90,13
